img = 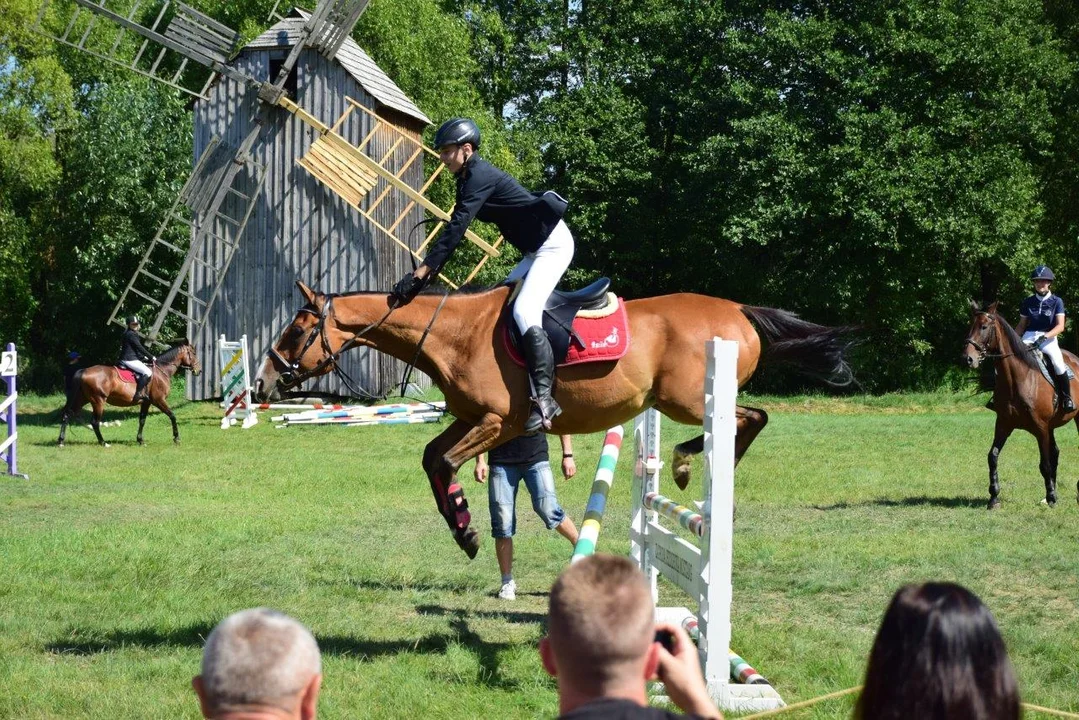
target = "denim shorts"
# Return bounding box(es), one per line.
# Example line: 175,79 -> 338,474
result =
488,460 -> 566,538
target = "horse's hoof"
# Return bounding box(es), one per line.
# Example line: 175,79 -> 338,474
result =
1042,498 -> 1056,508
102,442 -> 110,448
454,527 -> 480,559
672,449 -> 692,491
173,438 -> 180,445
987,499 -> 1001,510
57,442 -> 64,448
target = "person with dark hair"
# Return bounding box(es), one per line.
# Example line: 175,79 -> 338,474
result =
854,582 -> 1020,720
390,117 -> 574,435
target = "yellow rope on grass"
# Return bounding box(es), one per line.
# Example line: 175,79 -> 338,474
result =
736,687 -> 1079,720
739,686 -> 861,719
1022,703 -> 1079,719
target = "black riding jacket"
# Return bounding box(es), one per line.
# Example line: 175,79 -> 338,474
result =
119,329 -> 153,363
421,154 -> 568,273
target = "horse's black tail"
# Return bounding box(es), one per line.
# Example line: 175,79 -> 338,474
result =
61,369 -> 84,412
740,305 -> 857,387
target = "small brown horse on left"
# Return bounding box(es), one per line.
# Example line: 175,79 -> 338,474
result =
58,341 -> 201,447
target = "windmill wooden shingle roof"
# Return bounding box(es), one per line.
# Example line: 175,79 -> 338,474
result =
247,9 -> 431,125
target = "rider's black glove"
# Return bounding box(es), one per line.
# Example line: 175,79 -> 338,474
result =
391,272 -> 424,305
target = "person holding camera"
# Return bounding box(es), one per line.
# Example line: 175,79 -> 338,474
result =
540,554 -> 724,719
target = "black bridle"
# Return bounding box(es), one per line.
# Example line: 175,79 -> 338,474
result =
965,312 -> 1015,362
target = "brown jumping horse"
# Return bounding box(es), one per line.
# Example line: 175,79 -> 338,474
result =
255,282 -> 853,558
962,301 -> 1079,508
58,341 -> 201,447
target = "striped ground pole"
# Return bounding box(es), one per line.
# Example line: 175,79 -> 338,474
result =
570,426 -> 624,563
681,617 -> 771,686
643,491 -> 706,536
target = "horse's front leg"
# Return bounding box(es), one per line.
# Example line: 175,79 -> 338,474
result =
987,418 -> 1012,509
422,415 -> 509,559
154,400 -> 179,444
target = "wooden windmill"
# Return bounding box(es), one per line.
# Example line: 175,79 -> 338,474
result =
31,0 -> 502,354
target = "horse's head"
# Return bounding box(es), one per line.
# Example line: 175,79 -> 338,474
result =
255,281 -> 340,402
962,300 -> 1000,368
177,341 -> 202,375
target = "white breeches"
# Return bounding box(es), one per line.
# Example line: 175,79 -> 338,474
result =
1022,331 -> 1068,374
505,220 -> 575,333
121,359 -> 153,377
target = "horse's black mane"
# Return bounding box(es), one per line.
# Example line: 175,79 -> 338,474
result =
155,342 -> 187,364
990,311 -> 1043,374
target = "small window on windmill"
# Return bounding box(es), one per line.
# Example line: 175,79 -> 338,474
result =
268,52 -> 298,97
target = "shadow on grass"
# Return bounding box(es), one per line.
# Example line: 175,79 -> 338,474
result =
415,604 -> 546,628
814,495 -> 983,510
338,578 -> 486,595
45,613 -> 530,690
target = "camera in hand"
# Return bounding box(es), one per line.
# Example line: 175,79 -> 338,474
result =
654,629 -> 674,652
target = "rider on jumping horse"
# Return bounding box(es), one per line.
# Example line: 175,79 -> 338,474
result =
1017,265 -> 1074,412
118,315 -> 155,402
391,117 -> 573,435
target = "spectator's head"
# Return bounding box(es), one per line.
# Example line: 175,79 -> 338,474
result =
855,582 -> 1020,720
193,608 -> 322,720
540,555 -> 659,709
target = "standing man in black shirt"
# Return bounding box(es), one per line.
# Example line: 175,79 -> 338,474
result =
391,117 -> 574,435
475,433 -> 579,600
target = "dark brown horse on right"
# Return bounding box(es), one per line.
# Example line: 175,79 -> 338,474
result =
962,301 -> 1079,508
58,341 -> 201,447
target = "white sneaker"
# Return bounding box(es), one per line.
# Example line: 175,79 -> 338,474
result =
497,580 -> 517,600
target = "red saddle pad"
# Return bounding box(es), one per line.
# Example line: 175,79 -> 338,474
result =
114,367 -> 137,383
504,300 -> 630,368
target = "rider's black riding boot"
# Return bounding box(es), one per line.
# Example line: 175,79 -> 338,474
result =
521,326 -> 561,435
1053,369 -> 1075,411
134,374 -> 150,402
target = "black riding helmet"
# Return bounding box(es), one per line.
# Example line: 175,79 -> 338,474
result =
126,315 -> 140,326
1031,265 -> 1055,282
434,117 -> 480,150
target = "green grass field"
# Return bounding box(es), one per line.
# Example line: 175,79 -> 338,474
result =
2,388 -> 1078,718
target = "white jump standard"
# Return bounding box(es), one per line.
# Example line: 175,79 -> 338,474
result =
218,335 -> 258,429
630,338 -> 784,713
1,343 -> 27,479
